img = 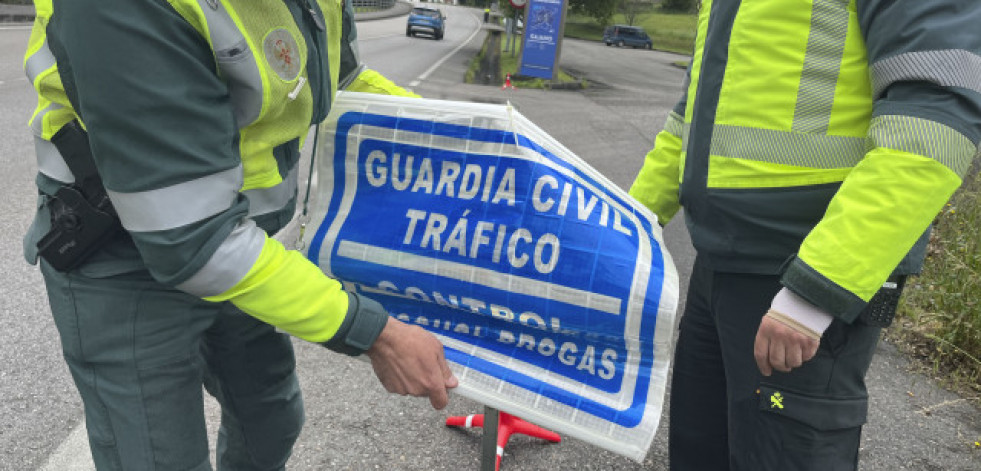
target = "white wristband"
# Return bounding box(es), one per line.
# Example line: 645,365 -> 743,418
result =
770,288 -> 834,336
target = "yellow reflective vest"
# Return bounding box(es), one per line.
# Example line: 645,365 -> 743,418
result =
630,0 -> 980,321
24,0 -> 415,342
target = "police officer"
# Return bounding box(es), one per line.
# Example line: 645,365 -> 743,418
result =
23,0 -> 457,469
628,0 -> 981,469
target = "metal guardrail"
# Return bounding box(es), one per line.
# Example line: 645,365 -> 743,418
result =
352,0 -> 396,12
0,2 -> 34,22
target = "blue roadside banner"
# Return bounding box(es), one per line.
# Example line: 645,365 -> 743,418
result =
303,92 -> 678,461
519,0 -> 564,79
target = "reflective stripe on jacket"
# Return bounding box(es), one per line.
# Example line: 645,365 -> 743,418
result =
23,0 -> 414,342
630,0 -> 981,321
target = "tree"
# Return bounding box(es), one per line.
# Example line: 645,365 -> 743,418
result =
620,0 -> 655,26
569,0 -> 617,27
660,0 -> 695,13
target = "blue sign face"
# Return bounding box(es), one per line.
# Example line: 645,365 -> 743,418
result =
519,0 -> 564,79
304,94 -> 678,460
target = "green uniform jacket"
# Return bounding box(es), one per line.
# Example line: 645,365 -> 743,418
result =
630,0 -> 981,322
24,0 -> 415,345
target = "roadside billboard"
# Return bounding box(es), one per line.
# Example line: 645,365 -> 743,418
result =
518,0 -> 565,79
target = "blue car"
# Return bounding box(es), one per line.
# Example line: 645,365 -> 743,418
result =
603,25 -> 653,49
407,7 -> 445,40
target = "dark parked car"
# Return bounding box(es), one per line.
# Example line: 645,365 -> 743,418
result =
407,7 -> 445,40
603,25 -> 653,49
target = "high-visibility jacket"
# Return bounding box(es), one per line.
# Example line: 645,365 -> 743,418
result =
630,0 -> 981,322
23,0 -> 415,344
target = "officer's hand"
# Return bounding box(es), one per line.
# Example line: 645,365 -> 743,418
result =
753,314 -> 820,376
365,317 -> 458,409
755,288 -> 834,376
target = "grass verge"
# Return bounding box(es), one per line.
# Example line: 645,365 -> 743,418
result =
564,11 -> 697,56
887,165 -> 981,401
464,37 -> 487,84
466,35 -> 581,89
468,9 -> 696,87
499,38 -> 581,88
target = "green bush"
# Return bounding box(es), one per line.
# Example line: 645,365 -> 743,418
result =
894,165 -> 981,395
660,0 -> 696,13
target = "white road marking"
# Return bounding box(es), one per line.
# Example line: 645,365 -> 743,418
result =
40,423 -> 94,471
42,393 -> 221,469
409,10 -> 482,88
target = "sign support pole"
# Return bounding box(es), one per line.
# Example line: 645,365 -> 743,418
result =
480,406 -> 500,471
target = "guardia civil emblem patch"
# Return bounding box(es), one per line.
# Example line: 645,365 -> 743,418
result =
263,29 -> 301,81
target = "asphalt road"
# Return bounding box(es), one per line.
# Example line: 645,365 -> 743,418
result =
1,5 -> 979,470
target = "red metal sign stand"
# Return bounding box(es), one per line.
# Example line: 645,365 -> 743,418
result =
446,406 -> 561,471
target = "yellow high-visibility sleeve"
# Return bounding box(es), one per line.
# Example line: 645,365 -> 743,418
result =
206,236 -> 349,343
797,148 -> 961,304
629,129 -> 683,225
347,68 -> 420,97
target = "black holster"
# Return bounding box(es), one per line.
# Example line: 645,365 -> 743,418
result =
36,121 -> 121,272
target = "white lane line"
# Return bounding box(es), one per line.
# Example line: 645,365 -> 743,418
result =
0,77 -> 29,87
408,11 -> 482,88
42,391 -> 221,469
0,25 -> 33,30
41,422 -> 94,471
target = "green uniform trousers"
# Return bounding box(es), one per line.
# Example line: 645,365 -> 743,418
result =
669,257 -> 881,471
40,245 -> 305,471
